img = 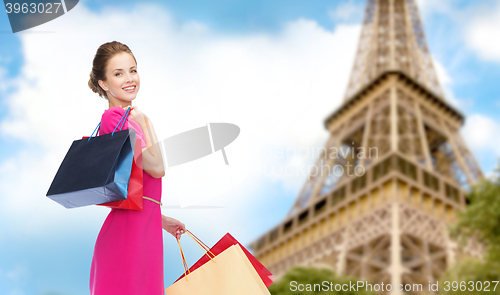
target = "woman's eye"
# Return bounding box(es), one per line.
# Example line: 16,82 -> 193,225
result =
132,70 -> 137,73
115,73 -> 122,76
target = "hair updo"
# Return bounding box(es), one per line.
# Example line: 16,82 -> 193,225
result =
88,41 -> 137,100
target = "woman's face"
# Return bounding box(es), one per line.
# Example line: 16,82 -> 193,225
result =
99,52 -> 140,103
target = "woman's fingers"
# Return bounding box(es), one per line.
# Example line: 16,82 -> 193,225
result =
173,228 -> 185,239
175,227 -> 185,236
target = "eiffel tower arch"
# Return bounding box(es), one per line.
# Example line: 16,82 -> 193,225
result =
250,0 -> 483,294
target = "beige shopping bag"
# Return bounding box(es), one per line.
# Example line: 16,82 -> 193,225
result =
165,242 -> 270,295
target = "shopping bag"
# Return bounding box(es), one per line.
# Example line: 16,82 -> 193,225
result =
46,107 -> 135,208
96,136 -> 143,210
175,231 -> 273,287
165,235 -> 270,295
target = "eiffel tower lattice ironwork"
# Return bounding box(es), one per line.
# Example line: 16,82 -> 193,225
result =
250,0 -> 484,294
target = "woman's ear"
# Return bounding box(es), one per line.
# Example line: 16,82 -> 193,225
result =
98,80 -> 108,91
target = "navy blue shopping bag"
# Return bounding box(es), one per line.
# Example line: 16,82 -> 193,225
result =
46,107 -> 136,208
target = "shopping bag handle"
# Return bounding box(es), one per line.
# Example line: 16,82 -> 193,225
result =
111,106 -> 131,136
175,231 -> 217,281
176,237 -> 191,281
185,230 -> 217,263
87,106 -> 131,141
185,230 -> 215,257
87,122 -> 101,142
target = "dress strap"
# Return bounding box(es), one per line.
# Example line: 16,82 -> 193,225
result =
143,196 -> 162,206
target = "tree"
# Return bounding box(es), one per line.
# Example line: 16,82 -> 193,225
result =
436,164 -> 500,295
269,266 -> 378,295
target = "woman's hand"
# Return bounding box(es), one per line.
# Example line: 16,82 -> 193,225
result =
161,215 -> 186,239
119,105 -> 147,128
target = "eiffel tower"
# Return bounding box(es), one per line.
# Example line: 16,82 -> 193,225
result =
250,0 -> 483,293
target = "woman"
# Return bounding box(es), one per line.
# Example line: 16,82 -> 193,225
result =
87,41 -> 186,295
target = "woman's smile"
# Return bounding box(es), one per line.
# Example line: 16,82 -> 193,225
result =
123,85 -> 136,93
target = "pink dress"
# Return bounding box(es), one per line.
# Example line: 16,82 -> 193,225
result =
90,106 -> 164,295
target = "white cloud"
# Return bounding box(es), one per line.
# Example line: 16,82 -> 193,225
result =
433,58 -> 460,107
465,4 -> 500,63
462,113 -> 500,179
328,1 -> 364,23
416,0 -> 456,20
462,114 -> 500,156
433,58 -> 473,110
433,59 -> 452,86
0,3 -> 361,237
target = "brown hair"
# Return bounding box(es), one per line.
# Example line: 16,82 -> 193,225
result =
88,41 -> 137,100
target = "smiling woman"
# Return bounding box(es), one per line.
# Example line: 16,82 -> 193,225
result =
86,41 -> 186,295
87,42 -> 139,100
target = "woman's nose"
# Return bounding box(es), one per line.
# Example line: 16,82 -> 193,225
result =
125,72 -> 133,82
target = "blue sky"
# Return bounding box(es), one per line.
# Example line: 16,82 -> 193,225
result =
1,0 -> 500,294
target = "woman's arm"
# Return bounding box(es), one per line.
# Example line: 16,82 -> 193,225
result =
125,105 -> 165,178
141,115 -> 165,178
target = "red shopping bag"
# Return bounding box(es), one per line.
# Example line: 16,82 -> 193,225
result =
175,231 -> 273,287
81,135 -> 144,210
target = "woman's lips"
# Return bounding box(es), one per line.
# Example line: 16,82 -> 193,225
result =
123,85 -> 136,93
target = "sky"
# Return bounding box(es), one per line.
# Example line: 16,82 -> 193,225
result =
0,0 -> 500,294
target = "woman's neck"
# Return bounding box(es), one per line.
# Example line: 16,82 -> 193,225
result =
108,100 -> 132,109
